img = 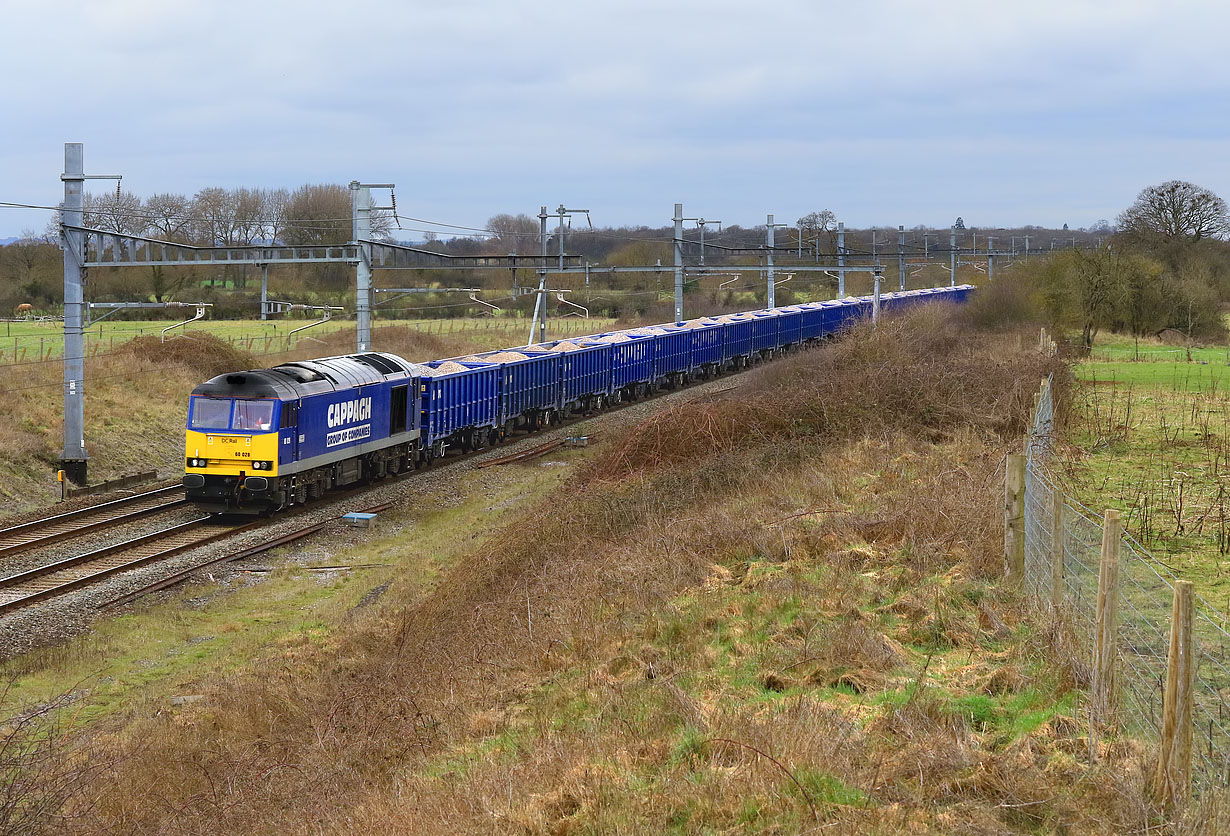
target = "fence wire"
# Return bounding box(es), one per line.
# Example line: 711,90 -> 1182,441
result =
1023,374 -> 1230,793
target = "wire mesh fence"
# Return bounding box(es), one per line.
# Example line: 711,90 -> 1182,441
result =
1023,373 -> 1230,793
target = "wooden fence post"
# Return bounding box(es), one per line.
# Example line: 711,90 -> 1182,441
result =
1092,509 -> 1122,723
1153,579 -> 1194,809
1051,487 -> 1065,607
1004,454 -> 1026,588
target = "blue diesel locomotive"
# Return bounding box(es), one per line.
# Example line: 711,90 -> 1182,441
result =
184,286 -> 973,513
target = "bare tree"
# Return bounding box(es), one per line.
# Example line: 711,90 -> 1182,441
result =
232,187 -> 266,246
486,213 -> 538,252
1118,180 -> 1229,243
262,187 -> 291,244
145,192 -> 192,242
283,184 -> 350,246
190,187 -> 239,246
797,210 -> 837,251
83,190 -> 146,236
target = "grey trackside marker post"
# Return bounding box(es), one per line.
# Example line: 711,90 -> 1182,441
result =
898,225 -> 905,291
987,237 -> 995,281
674,203 -> 684,322
837,222 -> 845,297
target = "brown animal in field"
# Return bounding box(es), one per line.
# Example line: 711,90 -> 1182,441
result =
14,304 -> 33,316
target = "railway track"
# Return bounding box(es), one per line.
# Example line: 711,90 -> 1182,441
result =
0,486 -> 186,559
0,364 -> 748,618
0,517 -> 257,615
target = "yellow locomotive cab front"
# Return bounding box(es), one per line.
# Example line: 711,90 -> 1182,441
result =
184,429 -> 279,477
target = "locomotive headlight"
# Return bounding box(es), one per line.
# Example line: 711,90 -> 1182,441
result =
186,457 -> 206,468
252,460 -> 273,470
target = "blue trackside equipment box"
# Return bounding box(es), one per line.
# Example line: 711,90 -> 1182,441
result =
419,361 -> 500,444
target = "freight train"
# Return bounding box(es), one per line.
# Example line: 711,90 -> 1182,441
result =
183,285 -> 974,513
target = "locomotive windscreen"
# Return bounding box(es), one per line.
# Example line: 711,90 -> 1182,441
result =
189,397 -> 277,431
189,397 -> 232,429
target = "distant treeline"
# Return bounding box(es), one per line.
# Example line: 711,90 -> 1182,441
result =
1,180 -> 1222,335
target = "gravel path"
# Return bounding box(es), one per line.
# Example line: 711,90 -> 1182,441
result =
0,373 -> 744,660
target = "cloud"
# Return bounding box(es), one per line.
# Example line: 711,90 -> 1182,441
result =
1,0 -> 1227,234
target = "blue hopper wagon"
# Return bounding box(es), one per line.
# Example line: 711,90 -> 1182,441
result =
419,360 -> 500,458
583,333 -> 654,397
464,348 -> 562,433
680,319 -> 724,373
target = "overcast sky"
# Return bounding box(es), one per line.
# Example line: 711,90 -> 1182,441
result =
1,0 -> 1227,239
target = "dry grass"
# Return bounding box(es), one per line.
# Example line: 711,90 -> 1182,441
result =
597,306 -> 1052,482
10,304 -> 1223,834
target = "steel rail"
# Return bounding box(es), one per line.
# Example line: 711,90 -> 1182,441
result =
0,518 -> 257,615
99,500 -> 399,610
0,486 -> 185,558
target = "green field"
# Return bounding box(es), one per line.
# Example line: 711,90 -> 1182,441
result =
1072,332 -> 1230,604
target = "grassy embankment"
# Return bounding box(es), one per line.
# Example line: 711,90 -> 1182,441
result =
0,317 -> 612,514
10,306 -> 1224,834
1067,331 -> 1230,606
0,316 -> 613,363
